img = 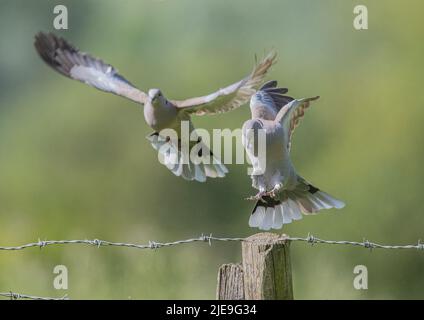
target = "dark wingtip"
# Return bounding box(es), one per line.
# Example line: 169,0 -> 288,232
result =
34,31 -> 46,41
259,80 -> 278,90
34,31 -> 77,55
265,87 -> 289,94
34,31 -> 45,50
33,31 -> 78,77
34,31 -> 60,71
34,31 -> 55,51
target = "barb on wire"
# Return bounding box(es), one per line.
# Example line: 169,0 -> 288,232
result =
0,291 -> 68,300
1,234 -> 422,301
0,234 -> 422,252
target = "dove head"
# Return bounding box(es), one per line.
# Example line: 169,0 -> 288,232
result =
148,88 -> 166,106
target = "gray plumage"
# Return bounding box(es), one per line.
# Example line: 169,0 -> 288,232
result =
34,32 -> 276,182
242,81 -> 345,230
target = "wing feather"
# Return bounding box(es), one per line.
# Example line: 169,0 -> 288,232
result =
254,80 -> 294,115
172,51 -> 277,115
34,32 -> 147,104
274,96 -> 320,150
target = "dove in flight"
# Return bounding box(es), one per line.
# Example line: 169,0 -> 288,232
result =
242,81 -> 345,230
34,32 -> 276,182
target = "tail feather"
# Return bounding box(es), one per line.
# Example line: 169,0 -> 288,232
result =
181,162 -> 192,180
314,191 -> 345,209
294,194 -> 315,214
204,160 -> 228,178
249,188 -> 345,230
262,207 -> 275,230
281,203 -> 292,224
306,193 -> 331,209
249,206 -> 266,228
286,198 -> 302,220
273,205 -> 284,229
194,163 -> 207,182
146,132 -> 228,182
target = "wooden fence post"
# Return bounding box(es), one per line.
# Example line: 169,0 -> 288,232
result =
216,232 -> 293,300
216,263 -> 244,300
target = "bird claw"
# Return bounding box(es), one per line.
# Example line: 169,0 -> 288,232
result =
245,191 -> 266,201
246,184 -> 282,201
265,184 -> 282,199
265,190 -> 277,198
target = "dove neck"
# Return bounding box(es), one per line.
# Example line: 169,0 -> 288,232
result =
250,105 -> 277,120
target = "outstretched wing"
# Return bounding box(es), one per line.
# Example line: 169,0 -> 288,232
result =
275,96 -> 320,150
34,32 -> 148,104
171,51 -> 277,116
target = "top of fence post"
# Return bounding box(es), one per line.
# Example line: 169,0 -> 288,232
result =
242,232 -> 293,300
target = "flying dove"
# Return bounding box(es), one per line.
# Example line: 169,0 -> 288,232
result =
242,81 -> 345,230
34,32 -> 276,182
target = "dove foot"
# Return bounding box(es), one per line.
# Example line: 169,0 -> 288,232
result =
245,190 -> 267,201
265,183 -> 283,198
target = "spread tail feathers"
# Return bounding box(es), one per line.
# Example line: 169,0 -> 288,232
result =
249,186 -> 345,230
147,133 -> 228,182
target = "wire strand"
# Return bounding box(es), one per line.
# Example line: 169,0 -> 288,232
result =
0,292 -> 68,300
1,233 -> 423,300
0,234 -> 422,251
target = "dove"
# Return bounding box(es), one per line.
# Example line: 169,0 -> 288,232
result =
34,32 -> 276,182
242,81 -> 345,230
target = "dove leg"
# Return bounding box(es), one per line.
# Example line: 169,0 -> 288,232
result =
246,186 -> 267,201
246,175 -> 268,200
266,183 -> 283,198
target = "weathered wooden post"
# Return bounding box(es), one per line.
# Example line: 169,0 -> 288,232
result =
216,263 -> 244,300
217,233 -> 293,300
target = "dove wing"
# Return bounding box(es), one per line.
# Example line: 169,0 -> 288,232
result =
274,96 -> 320,151
171,51 -> 277,116
34,32 -> 148,104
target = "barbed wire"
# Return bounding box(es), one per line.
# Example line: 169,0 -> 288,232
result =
290,234 -> 424,250
0,233 -> 423,251
0,291 -> 68,300
1,233 -> 423,300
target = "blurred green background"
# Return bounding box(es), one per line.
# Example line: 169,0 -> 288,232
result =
0,0 -> 423,299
